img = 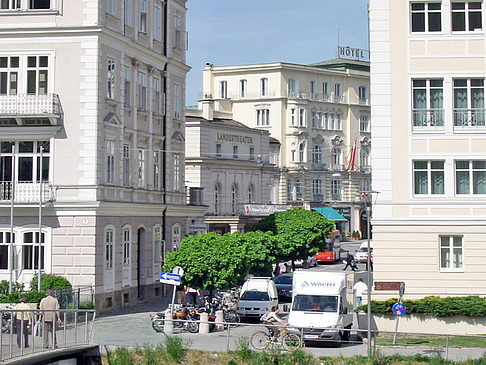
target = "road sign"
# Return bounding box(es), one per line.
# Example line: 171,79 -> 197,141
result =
392,302 -> 407,316
172,266 -> 184,276
374,281 -> 403,291
160,272 -> 181,285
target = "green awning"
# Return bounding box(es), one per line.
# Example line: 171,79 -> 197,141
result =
313,207 -> 348,221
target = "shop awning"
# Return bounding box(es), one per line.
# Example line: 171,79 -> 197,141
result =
313,207 -> 348,221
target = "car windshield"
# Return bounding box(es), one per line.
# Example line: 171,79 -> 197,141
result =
240,291 -> 269,301
359,247 -> 369,253
292,295 -> 338,312
274,275 -> 293,284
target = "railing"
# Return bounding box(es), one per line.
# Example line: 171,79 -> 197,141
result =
331,164 -> 345,171
412,109 -> 445,129
312,163 -> 327,171
312,193 -> 324,202
0,94 -> 62,117
0,308 -> 96,362
332,193 -> 342,201
0,182 -> 55,203
359,97 -> 369,105
453,108 -> 486,128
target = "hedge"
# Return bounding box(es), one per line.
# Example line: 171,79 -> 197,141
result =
359,296 -> 486,317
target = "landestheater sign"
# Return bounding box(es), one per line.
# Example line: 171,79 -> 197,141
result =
217,133 -> 253,144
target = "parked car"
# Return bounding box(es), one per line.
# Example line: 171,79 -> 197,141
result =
293,256 -> 317,269
355,241 -> 373,263
273,273 -> 293,303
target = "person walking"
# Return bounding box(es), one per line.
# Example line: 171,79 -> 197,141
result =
185,287 -> 200,305
39,289 -> 62,348
14,297 -> 31,348
343,251 -> 356,271
353,278 -> 368,310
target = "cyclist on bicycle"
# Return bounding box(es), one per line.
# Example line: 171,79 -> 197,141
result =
261,306 -> 287,339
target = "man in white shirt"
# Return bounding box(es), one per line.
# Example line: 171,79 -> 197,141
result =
353,278 -> 368,310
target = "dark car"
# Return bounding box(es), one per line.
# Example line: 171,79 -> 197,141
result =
273,273 -> 293,303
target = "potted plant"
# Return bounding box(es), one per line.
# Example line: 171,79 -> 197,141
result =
352,231 -> 361,240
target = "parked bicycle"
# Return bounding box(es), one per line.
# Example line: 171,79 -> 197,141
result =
250,326 -> 301,351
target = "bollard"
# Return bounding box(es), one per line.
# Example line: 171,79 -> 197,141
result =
199,312 -> 210,334
164,308 -> 174,335
215,310 -> 224,332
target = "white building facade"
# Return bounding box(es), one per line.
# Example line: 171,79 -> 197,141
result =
200,60 -> 371,237
370,0 -> 486,296
0,0 -> 205,312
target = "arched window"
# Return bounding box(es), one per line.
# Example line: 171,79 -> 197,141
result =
231,184 -> 238,215
172,224 -> 181,251
214,184 -> 220,215
331,147 -> 342,169
287,179 -> 293,201
299,142 -> 306,162
153,225 -> 163,264
123,226 -> 131,265
312,145 -> 322,164
105,227 -> 114,269
248,184 -> 254,203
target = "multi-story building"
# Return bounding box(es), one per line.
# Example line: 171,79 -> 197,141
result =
0,0 -> 206,311
185,101 -> 281,233
370,0 -> 486,296
199,59 -> 371,236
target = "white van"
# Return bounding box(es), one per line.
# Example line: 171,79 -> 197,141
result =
288,271 -> 353,345
236,277 -> 278,319
355,240 -> 373,263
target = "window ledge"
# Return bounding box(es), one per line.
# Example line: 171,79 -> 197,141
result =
439,269 -> 464,273
0,9 -> 60,16
105,98 -> 119,106
106,12 -> 119,20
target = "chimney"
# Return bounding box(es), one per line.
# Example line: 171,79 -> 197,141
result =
201,100 -> 214,121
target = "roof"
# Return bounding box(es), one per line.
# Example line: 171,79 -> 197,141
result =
186,116 -> 253,130
308,58 -> 370,72
313,207 -> 348,221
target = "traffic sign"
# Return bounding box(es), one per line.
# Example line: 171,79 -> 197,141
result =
374,281 -> 403,291
392,302 -> 407,316
160,272 -> 181,285
172,266 -> 184,276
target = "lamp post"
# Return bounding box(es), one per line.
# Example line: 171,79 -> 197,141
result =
38,146 -> 44,291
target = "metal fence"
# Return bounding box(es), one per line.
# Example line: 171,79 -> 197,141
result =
0,309 -> 96,362
54,286 -> 94,309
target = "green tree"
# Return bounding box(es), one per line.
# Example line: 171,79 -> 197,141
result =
250,208 -> 335,261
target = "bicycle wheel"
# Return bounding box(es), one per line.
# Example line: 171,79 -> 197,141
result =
250,331 -> 270,350
282,333 -> 301,352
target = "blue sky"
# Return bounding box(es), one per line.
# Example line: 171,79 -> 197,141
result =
185,0 -> 370,106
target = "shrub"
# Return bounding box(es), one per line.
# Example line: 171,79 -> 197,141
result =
0,291 -> 46,304
164,336 -> 188,363
79,300 -> 95,310
30,273 -> 72,291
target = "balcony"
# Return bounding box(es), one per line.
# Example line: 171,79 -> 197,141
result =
312,163 -> 327,171
454,108 -> 486,131
359,97 -> 369,106
187,187 -> 204,206
0,94 -> 62,125
412,109 -> 445,131
331,164 -> 345,171
331,193 -> 342,201
0,182 -> 54,203
312,193 -> 324,202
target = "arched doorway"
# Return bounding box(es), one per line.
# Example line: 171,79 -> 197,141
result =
360,209 -> 372,240
137,227 -> 146,300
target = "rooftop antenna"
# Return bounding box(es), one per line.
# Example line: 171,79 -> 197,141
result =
337,28 -> 340,58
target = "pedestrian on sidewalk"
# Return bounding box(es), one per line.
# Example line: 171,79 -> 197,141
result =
39,289 -> 62,348
185,287 -> 200,305
353,278 -> 368,310
14,297 -> 31,348
343,251 -> 357,271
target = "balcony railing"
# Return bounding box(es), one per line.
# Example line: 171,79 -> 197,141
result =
454,108 -> 486,128
187,187 -> 204,206
0,182 -> 54,203
331,193 -> 342,201
312,193 -> 324,202
0,94 -> 62,119
331,164 -> 345,171
412,109 -> 445,129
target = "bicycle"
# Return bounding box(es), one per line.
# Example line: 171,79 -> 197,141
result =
250,326 -> 301,351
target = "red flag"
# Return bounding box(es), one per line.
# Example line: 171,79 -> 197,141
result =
346,139 -> 357,171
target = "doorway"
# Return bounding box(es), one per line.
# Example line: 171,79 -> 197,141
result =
137,227 -> 146,300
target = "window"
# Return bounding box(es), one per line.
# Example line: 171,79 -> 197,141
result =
123,227 -> 131,265
104,229 -> 113,269
231,185 -> 238,215
440,236 -> 463,270
256,109 -> 270,126
295,179 -> 302,199
260,78 -> 268,97
0,141 -> 49,184
29,0 -> 50,9
107,58 -> 115,99
138,72 -> 147,111
107,0 -> 115,15
220,80 -> 227,99
291,149 -> 296,162
174,84 -> 181,119
287,179 -> 294,200
360,115 -> 370,132
452,2 -> 482,32
154,5 -> 162,41
174,15 -> 183,50
0,232 -> 9,270
312,145 -> 323,164
124,0 -> 131,26
173,154 -> 180,191
27,56 -> 48,94
455,160 -> 486,194
334,83 -> 341,102
312,111 -> 318,128
411,2 -> 442,32
290,108 -> 296,126
248,185 -> 253,203
299,108 -> 305,126
124,66 -> 131,106
360,179 -> 371,194
216,144 -> 221,157
360,148 -> 370,169
0,0 -> 20,10
123,144 -> 130,187
358,86 -> 367,104
153,151 -> 160,190
412,79 -> 444,127
323,113 -> 329,130
172,225 -> 181,250
214,184 -> 220,215
299,142 -> 306,162
310,81 -> 317,99
0,56 -> 19,95
239,79 -> 247,98
22,232 -> 45,270
322,82 -> 329,100
233,146 -> 238,159
138,148 -> 145,187
153,77 -> 161,115
139,0 -> 147,33
153,226 -> 163,263
331,147 -> 343,169
312,179 -> 323,195
413,160 -> 445,195
335,113 -> 342,131
249,147 -> 255,160
106,140 -> 115,184
288,78 -> 297,97
331,180 -> 342,199
453,78 -> 485,127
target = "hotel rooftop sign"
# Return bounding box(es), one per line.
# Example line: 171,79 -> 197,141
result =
338,46 -> 369,62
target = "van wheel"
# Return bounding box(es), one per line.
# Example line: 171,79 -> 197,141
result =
342,328 -> 350,342
330,333 -> 342,348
